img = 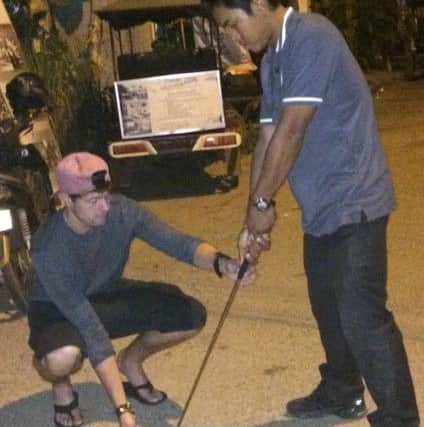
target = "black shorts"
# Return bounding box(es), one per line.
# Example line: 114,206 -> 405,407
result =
28,280 -> 207,360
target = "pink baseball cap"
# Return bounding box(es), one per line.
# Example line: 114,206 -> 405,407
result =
56,152 -> 111,195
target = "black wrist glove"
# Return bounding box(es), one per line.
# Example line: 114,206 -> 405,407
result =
213,252 -> 231,278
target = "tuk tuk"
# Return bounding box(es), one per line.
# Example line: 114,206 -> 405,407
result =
95,0 -> 256,192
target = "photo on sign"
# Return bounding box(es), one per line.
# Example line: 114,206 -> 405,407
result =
115,83 -> 152,137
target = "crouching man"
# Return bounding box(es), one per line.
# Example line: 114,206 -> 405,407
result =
28,152 -> 254,427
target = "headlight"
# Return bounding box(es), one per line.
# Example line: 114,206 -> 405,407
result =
0,209 -> 13,232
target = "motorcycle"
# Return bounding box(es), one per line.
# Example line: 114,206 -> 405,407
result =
0,171 -> 37,314
0,72 -> 54,314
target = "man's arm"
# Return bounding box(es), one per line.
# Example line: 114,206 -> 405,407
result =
246,104 -> 317,235
32,251 -> 115,366
235,125 -> 275,263
249,124 -> 276,198
130,199 -> 254,283
95,357 -> 136,427
32,252 -> 135,425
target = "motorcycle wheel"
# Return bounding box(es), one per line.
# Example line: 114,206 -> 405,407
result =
2,245 -> 33,314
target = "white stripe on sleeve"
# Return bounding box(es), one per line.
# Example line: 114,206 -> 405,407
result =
260,118 -> 273,124
282,97 -> 323,103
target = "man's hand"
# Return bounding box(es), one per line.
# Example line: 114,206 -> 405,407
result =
119,411 -> 138,427
238,227 -> 271,264
220,257 -> 256,285
246,204 -> 276,236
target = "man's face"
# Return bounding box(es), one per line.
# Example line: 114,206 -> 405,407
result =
212,1 -> 275,53
69,191 -> 111,229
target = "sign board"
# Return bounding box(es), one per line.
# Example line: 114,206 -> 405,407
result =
114,70 -> 225,139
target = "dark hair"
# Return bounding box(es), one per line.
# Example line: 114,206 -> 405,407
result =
202,0 -> 284,14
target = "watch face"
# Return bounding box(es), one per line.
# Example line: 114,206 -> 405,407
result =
254,197 -> 270,211
258,199 -> 267,209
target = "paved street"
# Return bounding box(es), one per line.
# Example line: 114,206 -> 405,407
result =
0,74 -> 423,427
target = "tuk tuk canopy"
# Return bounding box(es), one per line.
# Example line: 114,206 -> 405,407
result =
95,0 -> 207,30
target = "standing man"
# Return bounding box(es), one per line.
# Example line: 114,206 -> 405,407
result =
28,152 -> 254,427
202,1 -> 419,426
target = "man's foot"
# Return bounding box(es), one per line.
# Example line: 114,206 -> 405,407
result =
54,391 -> 83,427
286,383 -> 367,420
117,349 -> 167,405
122,381 -> 167,406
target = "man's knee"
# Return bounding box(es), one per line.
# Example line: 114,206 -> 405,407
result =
33,346 -> 83,383
339,301 -> 399,348
191,299 -> 207,330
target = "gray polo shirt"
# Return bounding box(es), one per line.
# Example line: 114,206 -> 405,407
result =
30,195 -> 202,366
260,8 -> 395,236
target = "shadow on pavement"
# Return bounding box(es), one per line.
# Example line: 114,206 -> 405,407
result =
118,157 -> 219,201
256,416 -> 361,426
0,382 -> 182,427
115,154 -> 239,201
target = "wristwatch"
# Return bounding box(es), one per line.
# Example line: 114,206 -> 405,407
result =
115,401 -> 134,418
251,196 -> 275,212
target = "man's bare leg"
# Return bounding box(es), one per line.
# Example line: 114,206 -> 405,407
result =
33,346 -> 83,426
118,329 -> 200,402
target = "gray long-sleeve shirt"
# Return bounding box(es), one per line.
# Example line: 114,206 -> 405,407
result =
30,194 -> 201,366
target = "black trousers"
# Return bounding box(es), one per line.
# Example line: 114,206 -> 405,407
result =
304,215 -> 419,427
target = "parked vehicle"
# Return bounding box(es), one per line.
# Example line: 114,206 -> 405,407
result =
0,73 -> 54,314
0,168 -> 37,314
95,0 -> 259,192
0,133 -> 52,313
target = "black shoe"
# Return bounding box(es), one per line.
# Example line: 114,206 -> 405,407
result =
286,383 -> 367,419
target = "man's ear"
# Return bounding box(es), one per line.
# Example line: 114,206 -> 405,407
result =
58,191 -> 72,208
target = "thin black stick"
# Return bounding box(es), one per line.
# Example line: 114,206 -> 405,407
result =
176,260 -> 249,427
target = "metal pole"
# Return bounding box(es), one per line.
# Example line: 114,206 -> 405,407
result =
180,19 -> 187,49
128,28 -> 134,54
109,24 -> 117,81
176,260 -> 249,427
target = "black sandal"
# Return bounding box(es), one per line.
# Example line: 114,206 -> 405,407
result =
54,391 -> 83,427
123,381 -> 167,406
